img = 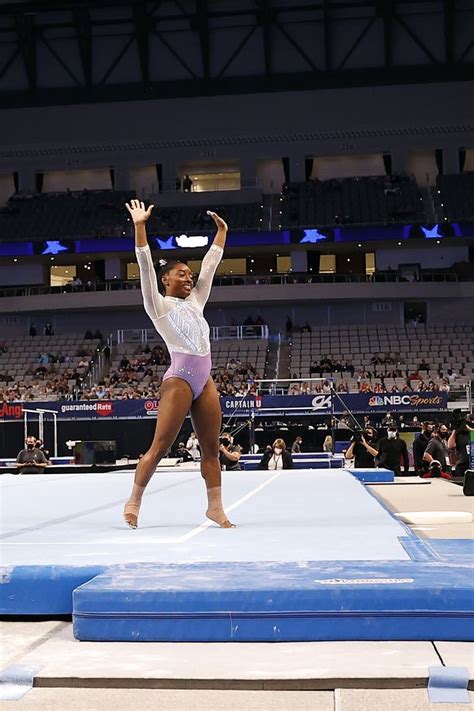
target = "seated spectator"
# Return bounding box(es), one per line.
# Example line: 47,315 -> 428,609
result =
258,439 -> 293,470
176,442 -> 194,462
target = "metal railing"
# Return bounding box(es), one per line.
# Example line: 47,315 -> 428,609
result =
116,324 -> 269,344
0,270 -> 462,299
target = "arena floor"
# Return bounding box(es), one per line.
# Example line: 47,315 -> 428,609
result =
1,470 -> 473,709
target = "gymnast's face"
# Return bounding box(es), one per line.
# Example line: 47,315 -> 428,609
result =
162,263 -> 194,299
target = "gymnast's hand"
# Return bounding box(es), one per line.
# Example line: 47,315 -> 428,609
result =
125,199 -> 155,225
207,211 -> 228,232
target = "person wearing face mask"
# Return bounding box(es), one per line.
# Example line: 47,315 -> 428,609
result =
16,435 -> 48,475
345,427 -> 378,468
423,423 -> 452,478
413,422 -> 434,475
258,439 -> 294,470
376,426 -> 409,476
219,434 -> 242,471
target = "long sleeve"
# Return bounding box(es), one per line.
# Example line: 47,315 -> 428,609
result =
135,245 -> 167,321
193,244 -> 223,310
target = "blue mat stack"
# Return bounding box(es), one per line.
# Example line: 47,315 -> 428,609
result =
72,560 -> 474,642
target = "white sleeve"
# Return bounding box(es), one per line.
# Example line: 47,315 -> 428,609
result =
135,245 -> 167,321
193,244 -> 223,309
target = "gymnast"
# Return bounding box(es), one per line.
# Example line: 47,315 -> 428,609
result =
123,199 -> 235,530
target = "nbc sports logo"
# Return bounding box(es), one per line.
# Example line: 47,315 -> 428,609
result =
368,396 -> 384,406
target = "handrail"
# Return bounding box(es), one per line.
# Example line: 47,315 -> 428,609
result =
0,271 -> 463,298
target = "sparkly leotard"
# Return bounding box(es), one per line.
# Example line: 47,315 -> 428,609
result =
135,243 -> 223,399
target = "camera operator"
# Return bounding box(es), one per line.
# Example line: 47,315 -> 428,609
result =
16,435 -> 48,475
345,426 -> 378,468
413,422 -> 434,475
219,433 -> 242,471
447,414 -> 473,479
422,423 -> 451,478
377,425 -> 409,476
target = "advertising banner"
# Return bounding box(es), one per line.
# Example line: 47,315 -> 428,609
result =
0,392 -> 448,422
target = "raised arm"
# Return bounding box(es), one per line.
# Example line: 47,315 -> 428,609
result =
125,199 -> 167,322
193,211 -> 227,309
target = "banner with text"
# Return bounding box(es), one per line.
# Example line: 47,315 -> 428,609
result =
0,392 -> 448,422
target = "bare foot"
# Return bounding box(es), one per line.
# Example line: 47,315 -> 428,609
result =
123,501 -> 140,529
206,509 -> 236,528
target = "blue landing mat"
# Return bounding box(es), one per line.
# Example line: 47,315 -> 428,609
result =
243,459 -> 344,470
351,468 -> 394,483
0,566 -> 105,615
73,560 -> 474,642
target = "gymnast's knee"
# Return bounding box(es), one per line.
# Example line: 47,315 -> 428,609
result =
143,442 -> 168,467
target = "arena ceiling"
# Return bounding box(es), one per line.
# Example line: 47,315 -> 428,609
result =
0,0 -> 473,108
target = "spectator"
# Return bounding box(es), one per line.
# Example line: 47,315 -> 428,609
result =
71,276 -> 82,290
258,439 -> 293,470
413,422 -> 434,475
423,423 -> 452,478
93,329 -> 103,341
377,426 -> 409,476
29,324 -> 36,337
447,415 -> 473,479
345,427 -> 378,468
176,442 -> 194,462
381,412 -> 396,428
301,322 -> 312,333
43,322 -> 54,336
84,329 -> 94,339
285,315 -> 293,333
322,435 -> 333,453
291,436 -> 303,453
186,432 -> 200,460
16,435 -> 48,474
183,174 -> 193,192
219,433 -> 242,471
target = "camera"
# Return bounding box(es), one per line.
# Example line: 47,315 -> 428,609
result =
219,437 -> 230,446
352,430 -> 363,443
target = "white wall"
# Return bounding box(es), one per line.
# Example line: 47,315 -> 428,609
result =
0,264 -> 45,286
464,149 -> 474,172
256,160 -> 285,192
406,150 -> 439,186
0,174 -> 15,204
313,154 -> 385,180
42,169 -> 112,192
130,166 -> 158,197
376,246 -> 468,271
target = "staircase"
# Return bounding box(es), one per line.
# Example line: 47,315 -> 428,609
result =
277,339 -> 292,380
419,186 -> 437,223
264,336 -> 280,380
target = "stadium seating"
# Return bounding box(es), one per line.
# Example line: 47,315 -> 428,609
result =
0,190 -> 263,240
281,175 -> 425,227
0,334 -> 100,401
0,190 -> 134,241
434,172 -> 474,222
288,323 -> 472,393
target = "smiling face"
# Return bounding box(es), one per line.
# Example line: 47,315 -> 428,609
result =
162,263 -> 194,299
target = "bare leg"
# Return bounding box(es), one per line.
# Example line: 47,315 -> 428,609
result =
124,378 -> 193,527
191,378 -> 235,528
